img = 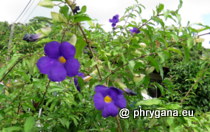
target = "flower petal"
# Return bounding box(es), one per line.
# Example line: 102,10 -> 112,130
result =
77,72 -> 85,78
60,42 -> 76,59
95,85 -> 109,96
48,63 -> 67,82
102,103 -> 118,118
112,23 -> 116,27
124,88 -> 137,96
93,93 -> 105,110
108,87 -> 123,100
115,95 -> 126,108
44,41 -> 61,59
36,56 -> 57,74
64,58 -> 80,77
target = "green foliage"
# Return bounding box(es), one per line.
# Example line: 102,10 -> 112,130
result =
0,0 -> 209,131
168,60 -> 210,112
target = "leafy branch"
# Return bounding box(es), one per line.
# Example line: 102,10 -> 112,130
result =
65,0 -> 103,81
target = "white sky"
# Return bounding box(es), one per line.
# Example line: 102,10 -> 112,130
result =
0,0 -> 210,48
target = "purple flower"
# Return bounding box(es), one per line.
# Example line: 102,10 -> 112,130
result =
74,73 -> 93,92
74,72 -> 85,92
36,41 -> 80,82
23,34 -> 41,42
129,27 -> 140,34
93,85 -> 126,118
124,88 -> 137,96
73,6 -> 80,14
109,14 -> 119,28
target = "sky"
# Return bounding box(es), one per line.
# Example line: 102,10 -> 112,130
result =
0,0 -> 210,48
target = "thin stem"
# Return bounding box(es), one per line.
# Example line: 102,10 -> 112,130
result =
7,23 -> 15,61
38,80 -> 51,108
197,32 -> 210,37
65,0 -> 103,81
115,116 -> 123,132
61,29 -> 67,43
77,24 -> 103,81
17,86 -> 25,114
0,57 -> 23,82
0,52 -> 43,82
138,14 -> 163,29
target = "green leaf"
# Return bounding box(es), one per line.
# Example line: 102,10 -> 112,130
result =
75,36 -> 87,58
184,47 -> 190,62
156,3 -> 164,13
24,117 -> 35,132
153,17 -> 164,27
0,84 -> 4,94
136,98 -> 163,106
59,118 -> 70,129
60,5 -> 69,18
51,12 -> 67,23
147,56 -> 159,72
187,37 -> 194,49
35,27 -> 51,37
38,0 -> 54,8
2,127 -> 22,132
74,15 -> 91,23
128,60 -> 135,73
167,47 -> 182,56
80,6 -> 87,13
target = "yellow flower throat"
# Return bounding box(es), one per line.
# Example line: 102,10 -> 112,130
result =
104,95 -> 112,103
58,56 -> 66,63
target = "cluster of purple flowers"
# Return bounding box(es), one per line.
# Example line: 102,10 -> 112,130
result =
109,15 -> 140,34
36,13 -> 142,118
109,14 -> 119,28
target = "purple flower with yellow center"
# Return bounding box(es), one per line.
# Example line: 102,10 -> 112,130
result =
36,41 -> 80,82
93,85 -> 126,118
109,14 -> 119,28
129,27 -> 140,34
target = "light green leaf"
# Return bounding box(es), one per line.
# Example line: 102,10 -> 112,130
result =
69,34 -> 77,46
136,98 -> 163,106
187,38 -> 194,49
51,12 -> 67,23
80,6 -> 87,13
2,127 -> 22,132
75,36 -> 87,58
38,0 -> 54,8
24,117 -> 35,132
128,60 -> 135,73
35,27 -> 51,37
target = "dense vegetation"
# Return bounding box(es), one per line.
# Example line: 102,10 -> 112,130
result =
0,0 -> 209,131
